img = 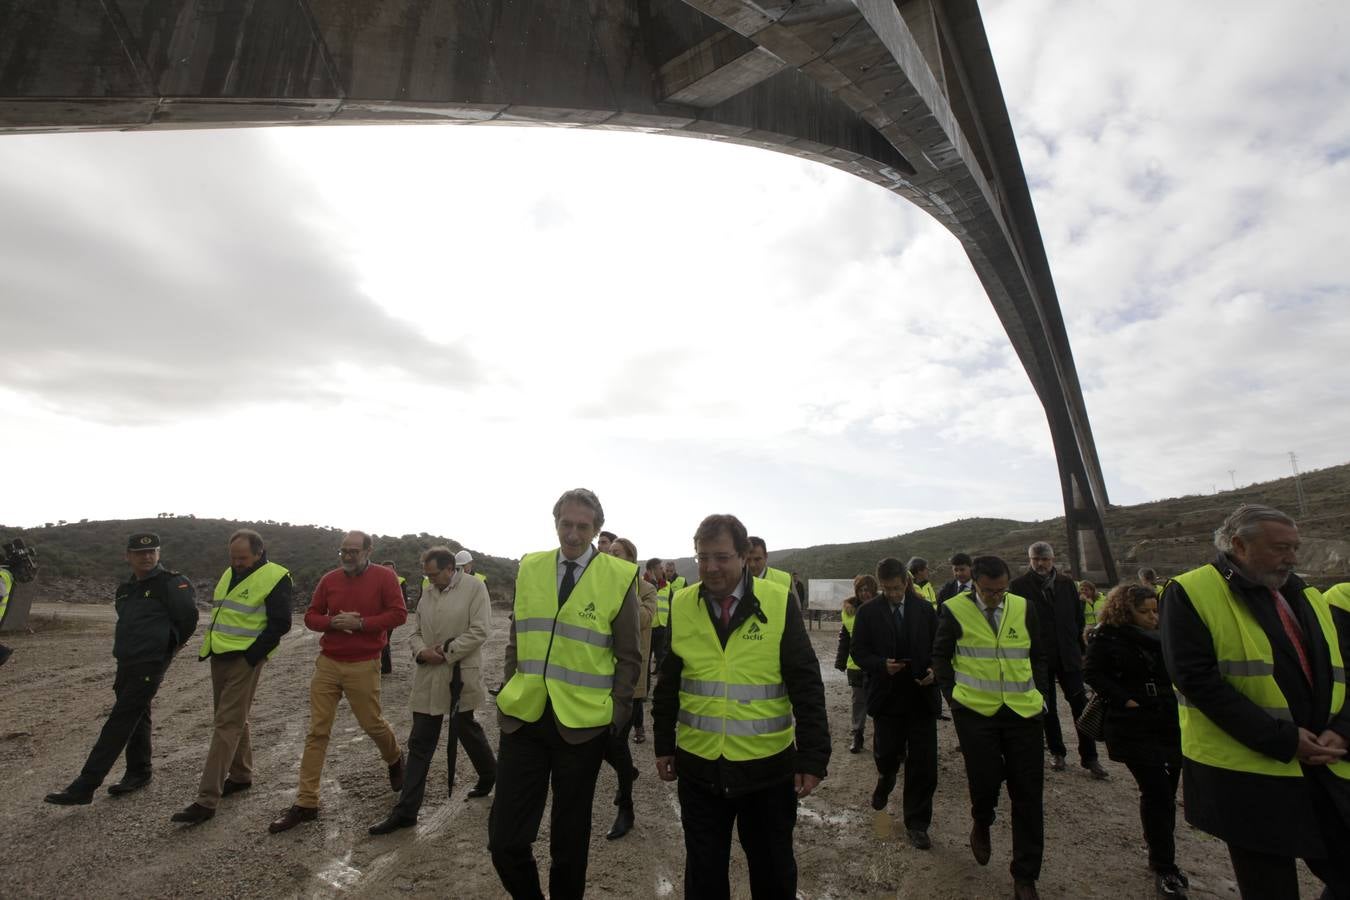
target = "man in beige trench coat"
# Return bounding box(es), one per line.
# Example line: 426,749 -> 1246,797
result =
369,545 -> 497,834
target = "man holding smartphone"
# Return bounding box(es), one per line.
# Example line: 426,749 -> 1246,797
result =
847,557 -> 941,849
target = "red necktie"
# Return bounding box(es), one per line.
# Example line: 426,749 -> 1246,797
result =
1272,589 -> 1313,685
719,596 -> 736,628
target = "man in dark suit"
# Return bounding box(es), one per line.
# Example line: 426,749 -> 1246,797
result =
936,552 -> 974,604
1009,541 -> 1106,779
849,557 -> 940,849
1164,504 -> 1350,899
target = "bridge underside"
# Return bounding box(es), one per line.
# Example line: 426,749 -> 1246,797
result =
0,0 -> 1116,580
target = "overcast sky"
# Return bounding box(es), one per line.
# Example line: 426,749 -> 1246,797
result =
2,1 -> 1347,562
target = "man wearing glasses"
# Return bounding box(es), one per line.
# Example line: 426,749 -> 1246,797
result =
933,555 -> 1048,900
268,530 -> 407,833
652,514 -> 829,899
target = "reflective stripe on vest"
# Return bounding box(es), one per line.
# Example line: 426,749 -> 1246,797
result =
672,577 -> 794,761
200,562 -> 289,659
1174,564 -> 1350,779
496,550 -> 636,729
841,604 -> 861,671
945,591 -> 1044,718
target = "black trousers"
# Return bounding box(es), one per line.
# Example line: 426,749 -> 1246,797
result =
632,698 -> 645,732
487,714 -> 607,900
394,710 -> 496,817
380,632 -> 394,674
1123,759 -> 1181,874
1041,665 -> 1097,763
678,776 -> 798,900
872,708 -> 938,830
1227,783 -> 1350,900
953,708 -> 1044,882
649,626 -> 669,678
74,659 -> 170,790
602,708 -> 637,808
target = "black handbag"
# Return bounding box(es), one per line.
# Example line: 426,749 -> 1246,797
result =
1076,691 -> 1106,740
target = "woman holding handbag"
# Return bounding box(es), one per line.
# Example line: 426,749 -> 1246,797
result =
1084,585 -> 1188,899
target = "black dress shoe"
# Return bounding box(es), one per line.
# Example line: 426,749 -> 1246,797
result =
906,828 -> 932,850
221,779 -> 252,797
268,805 -> 318,834
1013,879 -> 1041,900
606,805 -> 635,840
465,779 -> 494,799
388,754 -> 406,792
171,803 -> 216,825
849,731 -> 864,754
44,788 -> 94,806
368,812 -> 417,835
1084,760 -> 1110,780
108,773 -> 152,796
970,822 -> 992,865
870,774 -> 896,811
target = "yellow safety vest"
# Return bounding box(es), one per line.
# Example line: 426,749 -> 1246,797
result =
0,568 -> 11,625
657,576 -> 685,628
840,603 -> 861,671
1084,595 -> 1106,627
673,577 -> 794,761
1324,583 -> 1350,612
915,580 -> 937,607
496,550 -> 636,729
200,562 -> 290,658
761,567 -> 792,589
946,591 -> 1044,718
1174,565 -> 1350,779
475,572 -> 488,583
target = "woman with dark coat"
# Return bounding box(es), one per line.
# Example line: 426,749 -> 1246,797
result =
1084,584 -> 1188,899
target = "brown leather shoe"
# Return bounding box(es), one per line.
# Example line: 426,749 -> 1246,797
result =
268,805 -> 317,834
1013,879 -> 1040,900
970,822 -> 991,865
389,754 -> 406,792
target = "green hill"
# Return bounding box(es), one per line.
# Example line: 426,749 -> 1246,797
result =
0,516 -> 514,601
765,462 -> 1350,588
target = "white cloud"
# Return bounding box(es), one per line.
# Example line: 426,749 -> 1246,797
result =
2,2 -> 1348,559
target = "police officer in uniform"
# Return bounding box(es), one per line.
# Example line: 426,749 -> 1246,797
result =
171,529 -> 292,824
45,533 -> 198,805
1164,505 -> 1350,899
487,488 -> 643,900
653,514 -> 830,900
932,555 -> 1047,900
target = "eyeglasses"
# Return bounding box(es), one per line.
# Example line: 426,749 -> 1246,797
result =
338,549 -> 364,558
978,589 -> 1008,602
695,553 -> 739,565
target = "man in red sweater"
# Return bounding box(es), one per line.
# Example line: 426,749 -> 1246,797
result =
269,530 -> 408,833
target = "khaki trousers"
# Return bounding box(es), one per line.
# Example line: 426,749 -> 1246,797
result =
296,654 -> 401,808
195,654 -> 265,809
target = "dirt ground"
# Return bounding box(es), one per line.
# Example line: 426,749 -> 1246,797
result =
0,603 -> 1322,899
